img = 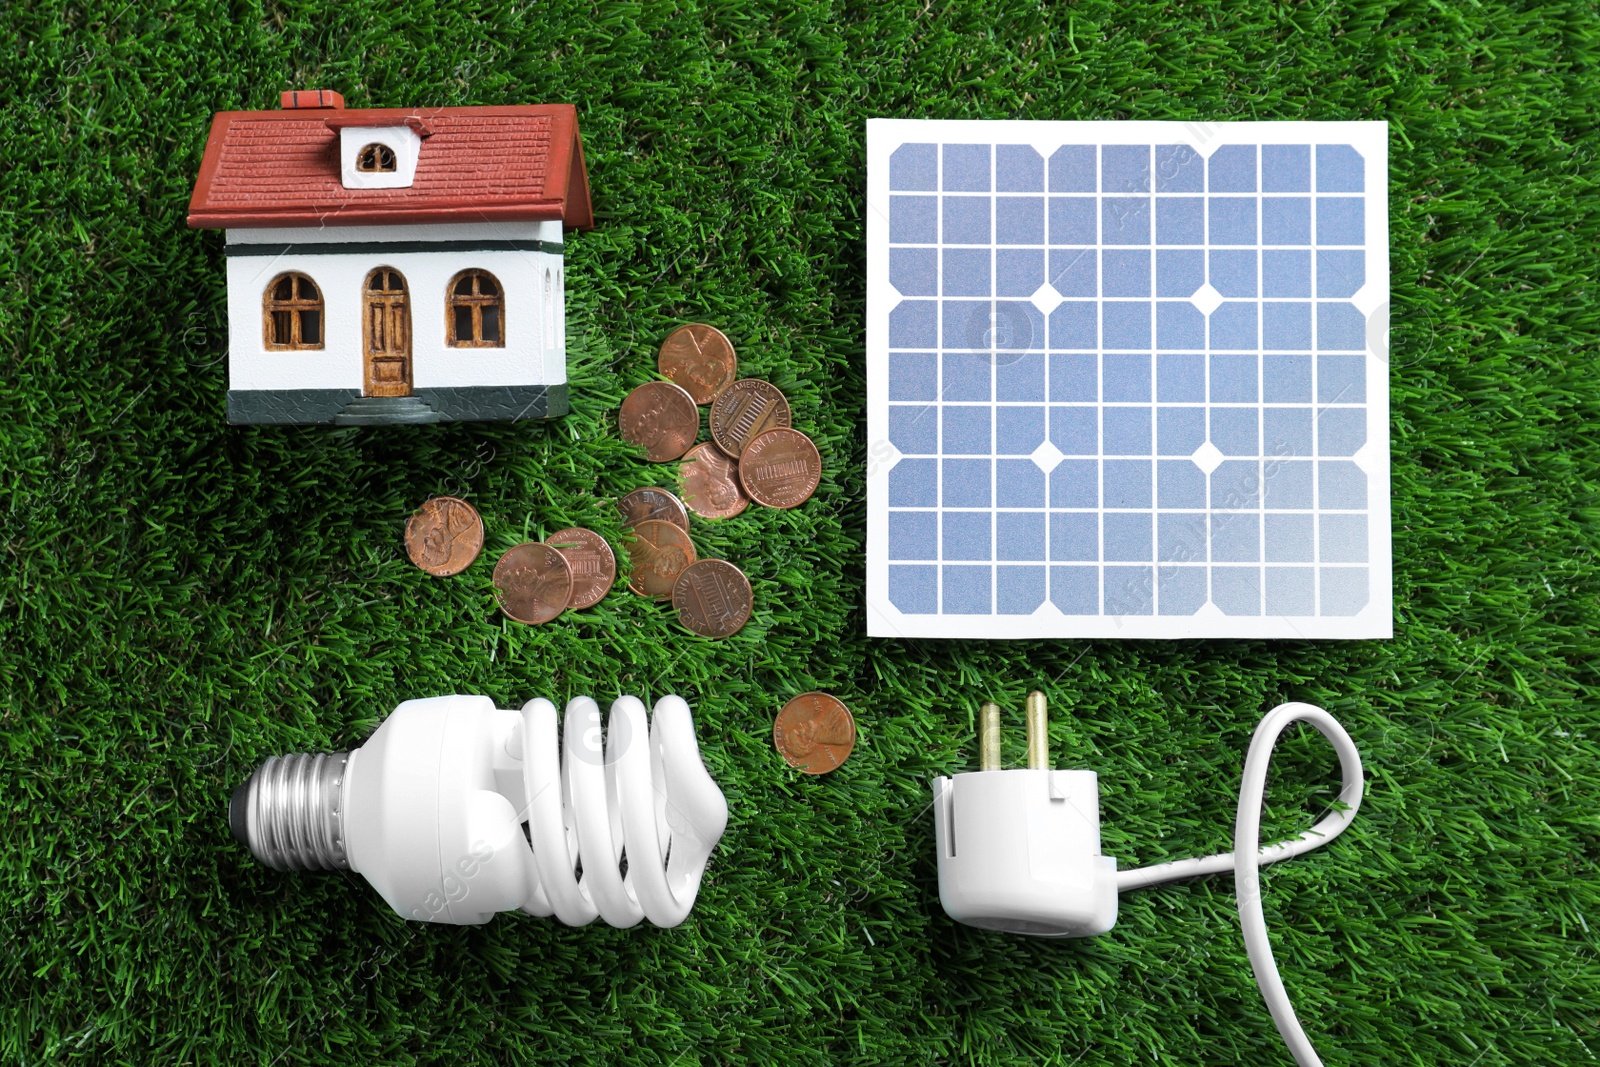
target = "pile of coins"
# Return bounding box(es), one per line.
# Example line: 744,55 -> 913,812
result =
619,323 -> 823,518
404,496 -> 618,626
617,487 -> 753,639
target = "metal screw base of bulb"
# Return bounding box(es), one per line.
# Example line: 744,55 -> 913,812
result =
230,751 -> 350,872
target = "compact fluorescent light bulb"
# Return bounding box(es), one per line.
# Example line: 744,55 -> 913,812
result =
229,693 -> 728,927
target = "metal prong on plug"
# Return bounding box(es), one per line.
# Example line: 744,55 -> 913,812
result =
1025,691 -> 1049,770
980,702 -> 1002,771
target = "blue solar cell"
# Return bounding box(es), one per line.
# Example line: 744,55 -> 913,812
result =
1264,302 -> 1312,350
1050,301 -> 1098,348
943,565 -> 993,613
942,458 -> 991,507
1317,302 -> 1367,350
889,300 -> 937,347
943,512 -> 992,560
996,459 -> 1046,507
1050,459 -> 1098,508
1318,355 -> 1366,404
1262,145 -> 1311,193
1211,566 -> 1261,615
942,405 -> 992,454
1157,249 -> 1205,296
1316,144 -> 1364,192
1158,407 -> 1205,455
1102,198 -> 1151,244
943,144 -> 991,191
1212,460 -> 1260,508
1263,354 -> 1312,402
997,301 -> 1045,350
996,406 -> 1046,454
888,565 -> 937,614
1103,353 -> 1151,402
1263,250 -> 1311,297
942,248 -> 990,296
942,301 -> 991,352
1316,197 -> 1363,244
1051,566 -> 1099,613
997,352 -> 1045,400
1159,566 -> 1207,614
1155,144 -> 1204,192
1102,302 -> 1151,350
1104,459 -> 1153,508
1319,567 -> 1368,615
888,352 -> 936,400
1158,353 -> 1205,401
1049,145 -> 1096,192
1209,197 -> 1256,245
1102,145 -> 1151,193
1050,512 -> 1098,561
1103,406 -> 1152,455
1157,460 -> 1207,508
996,144 -> 1044,191
1262,197 -> 1311,244
1320,514 -> 1367,563
1209,249 -> 1257,297
889,458 -> 937,506
996,248 -> 1043,296
1210,406 -> 1258,455
1264,406 -> 1313,457
890,195 -> 937,242
1265,567 -> 1314,615
997,512 -> 1047,561
889,511 -> 937,559
1049,248 -> 1096,297
1265,513 -> 1314,562
1157,301 -> 1205,349
1209,354 -> 1257,402
1317,461 -> 1366,509
1102,249 -> 1151,297
1049,197 -> 1097,243
1316,407 -> 1365,455
1158,513 -> 1206,563
890,144 -> 938,191
888,404 -> 937,454
1104,566 -> 1154,615
997,565 -> 1046,613
1263,458 -> 1312,508
941,352 -> 990,400
1156,197 -> 1205,244
943,197 -> 991,244
1103,513 -> 1152,562
996,197 -> 1045,244
1050,406 -> 1098,455
1211,513 -> 1260,562
1049,353 -> 1097,401
890,247 -> 937,296
1210,302 -> 1257,350
1208,145 -> 1257,192
1316,249 -> 1364,298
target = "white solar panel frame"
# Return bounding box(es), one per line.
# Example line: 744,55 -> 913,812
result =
866,119 -> 1391,639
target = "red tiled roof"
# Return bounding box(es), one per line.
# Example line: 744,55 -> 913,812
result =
187,104 -> 592,230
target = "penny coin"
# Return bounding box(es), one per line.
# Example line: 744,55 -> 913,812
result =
404,496 -> 484,577
617,487 -> 690,532
492,542 -> 574,625
622,519 -> 697,599
672,559 -> 753,638
658,323 -> 737,405
774,692 -> 856,775
546,528 -> 616,609
619,381 -> 700,462
679,442 -> 749,520
709,379 -> 791,458
739,428 -> 822,509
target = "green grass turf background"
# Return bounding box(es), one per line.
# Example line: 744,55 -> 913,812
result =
2,1 -> 1597,1063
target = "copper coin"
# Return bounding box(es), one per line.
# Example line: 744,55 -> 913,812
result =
619,381 -> 700,462
679,442 -> 749,519
404,496 -> 484,577
709,379 -> 791,458
492,542 -> 574,625
622,519 -> 697,599
774,692 -> 856,775
658,323 -> 737,405
546,527 -> 616,609
739,428 -> 822,509
617,487 -> 690,532
672,559 -> 752,638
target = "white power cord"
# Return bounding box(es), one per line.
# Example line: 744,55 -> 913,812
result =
933,698 -> 1364,1067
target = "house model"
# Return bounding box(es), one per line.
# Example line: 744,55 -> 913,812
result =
187,91 -> 592,425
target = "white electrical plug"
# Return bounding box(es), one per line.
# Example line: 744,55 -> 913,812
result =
230,693 -> 728,928
933,692 -> 1364,1067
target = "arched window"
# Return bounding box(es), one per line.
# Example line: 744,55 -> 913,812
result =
447,270 -> 504,347
262,272 -> 323,350
356,144 -> 397,172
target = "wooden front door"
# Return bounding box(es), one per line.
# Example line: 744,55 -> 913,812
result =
363,267 -> 411,397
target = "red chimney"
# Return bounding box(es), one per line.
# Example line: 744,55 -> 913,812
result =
280,90 -> 344,110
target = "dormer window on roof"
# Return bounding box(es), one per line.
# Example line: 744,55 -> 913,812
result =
357,144 -> 397,173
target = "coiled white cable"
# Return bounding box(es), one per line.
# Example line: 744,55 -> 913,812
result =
516,694 -> 728,929
1115,702 -> 1365,1067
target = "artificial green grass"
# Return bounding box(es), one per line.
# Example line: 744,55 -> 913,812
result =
2,1 -> 1597,1063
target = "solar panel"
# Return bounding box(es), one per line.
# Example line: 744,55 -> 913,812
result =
866,120 -> 1391,639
